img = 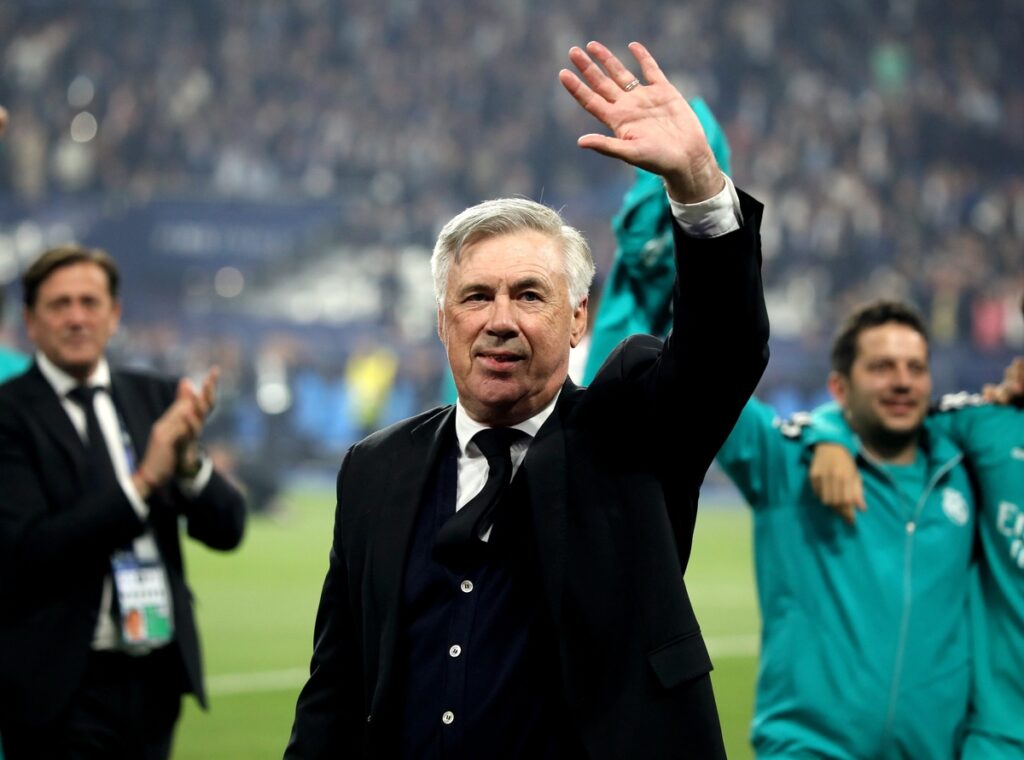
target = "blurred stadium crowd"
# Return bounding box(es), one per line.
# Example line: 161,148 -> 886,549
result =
0,0 -> 1021,494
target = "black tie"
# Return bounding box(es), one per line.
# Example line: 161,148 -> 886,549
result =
66,385 -> 119,488
435,427 -> 525,564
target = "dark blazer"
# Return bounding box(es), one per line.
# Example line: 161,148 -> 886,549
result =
287,192 -> 769,759
0,365 -> 246,731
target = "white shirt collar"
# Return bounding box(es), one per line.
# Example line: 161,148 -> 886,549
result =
35,351 -> 111,398
454,388 -> 561,457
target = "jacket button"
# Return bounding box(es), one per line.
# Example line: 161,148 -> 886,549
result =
442,710 -> 455,725
460,580 -> 473,593
366,714 -> 372,723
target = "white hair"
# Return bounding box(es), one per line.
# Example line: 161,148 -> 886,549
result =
430,197 -> 595,308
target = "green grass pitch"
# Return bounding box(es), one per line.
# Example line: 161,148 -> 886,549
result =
173,490 -> 760,759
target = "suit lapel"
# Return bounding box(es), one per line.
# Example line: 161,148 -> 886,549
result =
372,405 -> 455,711
522,378 -> 579,621
22,364 -> 90,484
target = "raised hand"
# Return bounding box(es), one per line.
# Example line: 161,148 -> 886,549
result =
133,368 -> 219,496
981,356 -> 1024,405
558,41 -> 724,204
174,367 -> 220,477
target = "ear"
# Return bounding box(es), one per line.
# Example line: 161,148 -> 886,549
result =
110,299 -> 122,334
569,296 -> 588,349
436,305 -> 445,344
23,307 -> 36,344
827,371 -> 848,407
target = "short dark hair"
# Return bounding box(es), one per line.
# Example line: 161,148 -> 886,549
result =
830,300 -> 929,376
22,244 -> 120,309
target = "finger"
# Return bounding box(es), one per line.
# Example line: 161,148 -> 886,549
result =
575,132 -> 638,164
816,477 -> 832,506
854,481 -> 866,511
809,473 -> 823,500
167,397 -> 202,434
841,480 -> 859,512
179,405 -> 203,439
176,377 -> 197,403
202,366 -> 220,408
840,504 -> 856,526
559,68 -> 610,124
568,45 -> 624,103
626,41 -> 669,87
1009,358 -> 1024,395
584,41 -> 641,91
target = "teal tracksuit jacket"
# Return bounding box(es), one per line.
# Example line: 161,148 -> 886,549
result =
719,398 -> 976,759
918,396 -> 1024,758
812,397 -> 1024,757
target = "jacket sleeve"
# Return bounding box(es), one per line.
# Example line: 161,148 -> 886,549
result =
714,396 -> 785,508
0,398 -> 145,594
179,470 -> 247,551
804,401 -> 859,452
665,190 -> 771,488
585,190 -> 770,489
285,449 -> 365,758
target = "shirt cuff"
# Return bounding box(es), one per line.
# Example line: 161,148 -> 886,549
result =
176,456 -> 214,498
667,174 -> 743,238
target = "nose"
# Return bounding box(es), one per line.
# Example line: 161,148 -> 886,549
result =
891,365 -> 913,390
485,296 -> 518,339
66,302 -> 89,326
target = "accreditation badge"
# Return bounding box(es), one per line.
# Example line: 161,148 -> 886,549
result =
111,548 -> 173,648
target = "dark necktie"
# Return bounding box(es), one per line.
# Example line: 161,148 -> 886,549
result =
66,385 -> 119,488
434,427 -> 525,564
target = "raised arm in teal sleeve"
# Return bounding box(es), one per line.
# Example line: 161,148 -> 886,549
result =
714,396 -> 788,509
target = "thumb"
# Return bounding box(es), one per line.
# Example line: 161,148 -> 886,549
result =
176,377 -> 197,402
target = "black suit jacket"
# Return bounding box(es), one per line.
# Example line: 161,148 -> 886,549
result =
0,365 -> 246,730
287,192 -> 769,759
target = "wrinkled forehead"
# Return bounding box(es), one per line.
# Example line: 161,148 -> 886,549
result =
450,230 -> 567,285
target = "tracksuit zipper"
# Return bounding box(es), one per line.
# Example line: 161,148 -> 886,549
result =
872,451 -> 962,751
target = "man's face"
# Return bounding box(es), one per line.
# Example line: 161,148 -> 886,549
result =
829,323 -> 931,458
25,261 -> 120,381
438,230 -> 587,426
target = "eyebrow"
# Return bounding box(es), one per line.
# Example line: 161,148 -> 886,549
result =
455,276 -> 553,298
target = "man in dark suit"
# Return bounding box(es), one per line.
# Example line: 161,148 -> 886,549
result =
0,244 -> 246,759
286,41 -> 768,759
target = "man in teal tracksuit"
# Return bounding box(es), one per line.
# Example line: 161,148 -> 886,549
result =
810,381 -> 1024,759
930,393 -> 1024,759
715,302 -> 975,759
